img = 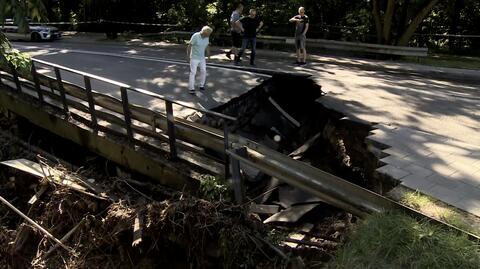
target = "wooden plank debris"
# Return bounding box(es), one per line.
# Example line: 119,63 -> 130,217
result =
289,132 -> 323,160
132,211 -> 144,248
28,185 -> 49,205
263,204 -> 318,224
283,223 -> 314,248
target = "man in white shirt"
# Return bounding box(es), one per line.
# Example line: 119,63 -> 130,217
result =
187,26 -> 213,95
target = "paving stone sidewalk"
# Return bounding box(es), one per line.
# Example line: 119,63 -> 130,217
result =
368,124 -> 480,216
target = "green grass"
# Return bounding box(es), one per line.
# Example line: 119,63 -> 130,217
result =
402,191 -> 433,208
404,54 -> 480,70
327,212 -> 480,269
400,191 -> 480,235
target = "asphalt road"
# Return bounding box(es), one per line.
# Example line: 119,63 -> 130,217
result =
12,38 -> 480,146
13,40 -> 267,117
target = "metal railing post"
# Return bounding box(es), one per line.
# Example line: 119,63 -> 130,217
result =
31,62 -> 44,104
53,67 -> 69,115
165,100 -> 177,159
151,113 -> 157,132
231,147 -> 246,204
120,87 -> 134,141
84,76 -> 98,131
223,121 -> 230,179
10,64 -> 22,92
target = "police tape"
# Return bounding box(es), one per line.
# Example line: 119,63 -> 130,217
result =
28,20 -> 480,38
33,20 -> 179,27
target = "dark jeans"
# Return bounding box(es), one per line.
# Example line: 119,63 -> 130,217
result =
236,37 -> 256,65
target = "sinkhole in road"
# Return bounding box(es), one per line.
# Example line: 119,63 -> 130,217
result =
200,73 -> 392,204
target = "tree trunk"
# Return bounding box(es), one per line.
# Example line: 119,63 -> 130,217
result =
397,0 -> 440,46
372,0 -> 383,44
449,0 -> 464,50
398,0 -> 411,35
383,0 -> 396,44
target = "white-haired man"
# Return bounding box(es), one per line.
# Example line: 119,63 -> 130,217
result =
187,26 -> 212,95
289,7 -> 309,65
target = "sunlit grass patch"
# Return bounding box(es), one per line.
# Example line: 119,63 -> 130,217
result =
327,212 -> 480,269
400,190 -> 479,236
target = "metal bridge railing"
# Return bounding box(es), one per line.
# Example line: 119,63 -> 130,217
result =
3,58 -> 237,178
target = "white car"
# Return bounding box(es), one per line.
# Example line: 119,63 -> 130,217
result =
1,19 -> 61,41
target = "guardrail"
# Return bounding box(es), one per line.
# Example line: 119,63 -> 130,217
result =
154,31 -> 428,57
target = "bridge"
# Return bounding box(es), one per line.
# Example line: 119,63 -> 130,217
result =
0,57 -> 477,239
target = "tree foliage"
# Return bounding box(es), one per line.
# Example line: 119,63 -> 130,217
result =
1,0 -> 479,52
0,0 -> 44,72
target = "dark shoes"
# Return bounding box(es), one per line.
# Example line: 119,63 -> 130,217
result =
189,87 -> 205,95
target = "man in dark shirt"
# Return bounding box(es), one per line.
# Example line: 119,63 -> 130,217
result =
226,3 -> 243,60
234,8 -> 264,66
289,7 -> 309,65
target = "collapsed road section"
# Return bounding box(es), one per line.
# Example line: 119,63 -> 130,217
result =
0,57 -> 478,268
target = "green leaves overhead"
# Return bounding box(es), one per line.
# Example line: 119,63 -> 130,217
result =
0,0 -> 46,32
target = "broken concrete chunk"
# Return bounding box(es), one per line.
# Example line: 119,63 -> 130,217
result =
249,204 -> 280,215
263,204 -> 319,224
278,185 -> 323,208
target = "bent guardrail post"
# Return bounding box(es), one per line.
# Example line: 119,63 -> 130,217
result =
230,147 -> 246,204
165,100 -> 177,159
223,121 -> 231,179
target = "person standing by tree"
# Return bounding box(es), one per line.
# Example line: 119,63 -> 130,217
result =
289,7 -> 309,65
187,26 -> 213,95
234,8 -> 263,67
226,3 -> 244,60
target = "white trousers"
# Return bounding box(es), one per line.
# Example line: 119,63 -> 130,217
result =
189,59 -> 207,90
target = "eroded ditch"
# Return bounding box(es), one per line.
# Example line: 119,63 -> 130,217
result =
0,74 -> 395,268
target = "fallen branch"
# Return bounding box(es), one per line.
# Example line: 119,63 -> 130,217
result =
255,235 -> 289,260
0,194 -> 71,252
282,238 -> 338,249
34,218 -> 87,263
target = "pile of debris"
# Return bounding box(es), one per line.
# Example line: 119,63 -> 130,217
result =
0,152 -> 349,268
0,75 -> 362,268
199,74 -> 379,245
